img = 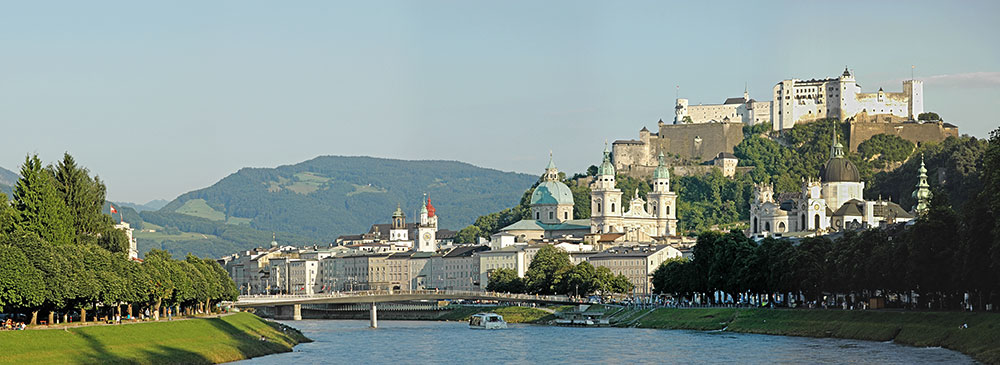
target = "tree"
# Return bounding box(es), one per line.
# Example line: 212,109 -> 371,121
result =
559,261 -> 597,297
918,112 -> 941,121
455,225 -> 482,244
51,153 -> 109,243
144,249 -> 177,320
682,116 -> 693,124
525,245 -> 571,294
11,154 -> 73,246
485,268 -> 524,293
0,245 -> 45,312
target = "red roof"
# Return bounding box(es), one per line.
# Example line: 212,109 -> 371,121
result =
426,198 -> 436,218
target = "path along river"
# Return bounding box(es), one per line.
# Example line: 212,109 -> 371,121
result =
238,320 -> 974,364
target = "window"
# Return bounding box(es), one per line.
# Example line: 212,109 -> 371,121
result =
535,212 -> 539,220
564,212 -> 568,220
597,203 -> 601,213
549,211 -> 554,220
611,203 -> 616,212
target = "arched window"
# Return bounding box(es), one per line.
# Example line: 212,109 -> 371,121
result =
611,203 -> 616,213
764,222 -> 771,232
801,214 -> 806,230
564,212 -> 568,220
666,206 -> 671,215
753,217 -> 758,233
814,214 -> 820,230
778,222 -> 785,232
535,212 -> 539,220
597,203 -> 601,213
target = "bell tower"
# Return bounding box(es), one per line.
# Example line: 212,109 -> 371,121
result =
646,152 -> 678,236
590,143 -> 623,233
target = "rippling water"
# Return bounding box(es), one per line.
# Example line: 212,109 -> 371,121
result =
239,320 -> 974,364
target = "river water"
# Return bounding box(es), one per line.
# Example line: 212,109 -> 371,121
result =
239,320 -> 974,364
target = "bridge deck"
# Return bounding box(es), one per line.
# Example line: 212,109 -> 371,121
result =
233,290 -> 579,307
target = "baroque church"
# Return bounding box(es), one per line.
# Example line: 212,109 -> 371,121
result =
500,146 -> 678,242
748,134 -> 918,238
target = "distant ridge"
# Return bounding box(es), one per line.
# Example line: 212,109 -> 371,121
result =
135,155 -> 538,258
0,165 -> 18,197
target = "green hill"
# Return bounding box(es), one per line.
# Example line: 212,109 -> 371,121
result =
134,156 -> 537,258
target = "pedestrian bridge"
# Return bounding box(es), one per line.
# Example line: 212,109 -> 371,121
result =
235,289 -> 578,307
232,290 -> 579,325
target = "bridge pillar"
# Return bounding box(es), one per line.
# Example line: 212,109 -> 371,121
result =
370,302 -> 377,329
276,304 -> 302,321
293,304 -> 302,321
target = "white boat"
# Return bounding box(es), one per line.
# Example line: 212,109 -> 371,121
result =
469,313 -> 507,329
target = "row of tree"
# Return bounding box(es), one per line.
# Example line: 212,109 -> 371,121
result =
0,153 -> 238,324
486,245 -> 634,297
652,127 -> 1000,311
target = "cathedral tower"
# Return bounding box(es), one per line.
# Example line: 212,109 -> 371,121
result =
646,152 -> 678,236
590,144 -> 623,233
529,153 -> 575,224
390,204 -> 408,241
415,196 -> 437,252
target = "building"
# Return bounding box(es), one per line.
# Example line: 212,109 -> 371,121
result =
749,133 -> 915,238
587,245 -> 682,295
287,259 -> 319,295
335,197 -> 455,251
428,246 -> 487,291
613,121 -> 744,177
498,155 -> 592,241
772,67 -> 923,131
591,147 -> 678,239
675,88 -> 772,125
113,221 -> 139,261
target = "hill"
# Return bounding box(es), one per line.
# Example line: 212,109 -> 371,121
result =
135,156 -> 537,258
0,165 -> 17,196
112,199 -> 170,212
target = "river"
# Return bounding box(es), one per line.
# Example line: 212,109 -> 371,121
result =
238,320 -> 974,364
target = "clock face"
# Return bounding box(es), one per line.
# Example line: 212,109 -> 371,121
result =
423,232 -> 431,240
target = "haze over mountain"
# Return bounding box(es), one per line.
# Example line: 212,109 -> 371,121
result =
130,156 -> 538,258
112,199 -> 170,212
0,166 -> 18,197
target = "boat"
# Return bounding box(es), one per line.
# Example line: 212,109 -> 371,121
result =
469,313 -> 507,329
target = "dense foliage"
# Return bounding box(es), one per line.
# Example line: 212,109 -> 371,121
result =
653,127 -> 1000,311
0,154 -> 237,323
857,134 -> 915,168
486,245 -> 633,296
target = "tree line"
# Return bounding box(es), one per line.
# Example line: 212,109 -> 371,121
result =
486,245 -> 634,297
0,153 -> 237,324
652,127 -> 1000,311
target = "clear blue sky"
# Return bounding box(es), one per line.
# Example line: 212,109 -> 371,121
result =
2,0 -> 998,203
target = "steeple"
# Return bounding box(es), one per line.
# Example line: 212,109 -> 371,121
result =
653,152 -> 670,181
543,151 -> 560,182
912,155 -> 933,214
744,82 -> 749,102
270,233 -> 277,248
830,131 -> 845,159
597,142 -> 615,176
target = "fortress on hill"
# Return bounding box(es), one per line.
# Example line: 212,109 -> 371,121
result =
612,68 -> 959,178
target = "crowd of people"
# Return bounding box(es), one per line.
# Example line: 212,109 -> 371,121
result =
2,318 -> 26,330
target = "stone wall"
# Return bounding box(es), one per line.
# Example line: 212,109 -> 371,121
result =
847,120 -> 959,152
613,122 -> 744,179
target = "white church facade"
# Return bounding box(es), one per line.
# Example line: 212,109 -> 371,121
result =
749,134 -> 916,238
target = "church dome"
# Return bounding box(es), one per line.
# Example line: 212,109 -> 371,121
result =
653,152 -> 669,180
821,133 -> 860,183
597,144 -> 615,176
821,155 -> 861,182
530,180 -> 574,206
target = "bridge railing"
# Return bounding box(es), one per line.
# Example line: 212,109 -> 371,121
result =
235,289 -> 576,304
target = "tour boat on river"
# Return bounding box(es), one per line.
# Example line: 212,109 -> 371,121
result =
469,313 -> 507,329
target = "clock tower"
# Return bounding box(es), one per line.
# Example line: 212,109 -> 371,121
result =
415,196 -> 438,252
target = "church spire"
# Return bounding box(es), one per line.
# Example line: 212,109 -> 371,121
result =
830,131 -> 845,158
912,155 -> 933,214
597,142 -> 615,176
543,151 -> 560,182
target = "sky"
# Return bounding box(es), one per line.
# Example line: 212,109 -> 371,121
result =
2,0 -> 998,204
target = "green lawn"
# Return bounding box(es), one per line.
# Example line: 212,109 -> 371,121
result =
175,199 -> 226,221
0,313 -> 309,364
636,308 -> 1000,364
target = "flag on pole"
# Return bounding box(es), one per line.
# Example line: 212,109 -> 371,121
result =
110,205 -> 118,214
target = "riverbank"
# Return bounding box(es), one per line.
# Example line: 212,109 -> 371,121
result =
0,312 -> 310,364
632,308 -> 1000,364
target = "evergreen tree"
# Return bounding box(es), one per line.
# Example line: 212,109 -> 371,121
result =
11,155 -> 73,245
51,153 -> 109,242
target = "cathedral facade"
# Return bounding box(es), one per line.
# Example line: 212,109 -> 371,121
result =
749,134 -> 916,238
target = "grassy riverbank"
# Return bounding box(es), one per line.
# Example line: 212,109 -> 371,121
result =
0,313 -> 309,364
437,306 -> 553,323
634,308 -> 1000,364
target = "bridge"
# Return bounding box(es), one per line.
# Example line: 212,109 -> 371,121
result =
233,290 -> 580,327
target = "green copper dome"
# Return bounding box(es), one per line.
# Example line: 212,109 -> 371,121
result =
530,180 -> 574,206
597,144 -> 615,176
653,152 -> 669,180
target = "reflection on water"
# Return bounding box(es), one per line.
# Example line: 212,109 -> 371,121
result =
239,320 -> 974,364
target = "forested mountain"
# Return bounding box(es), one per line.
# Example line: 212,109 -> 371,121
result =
112,199 -> 169,212
0,165 -> 18,196
133,156 -> 537,258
